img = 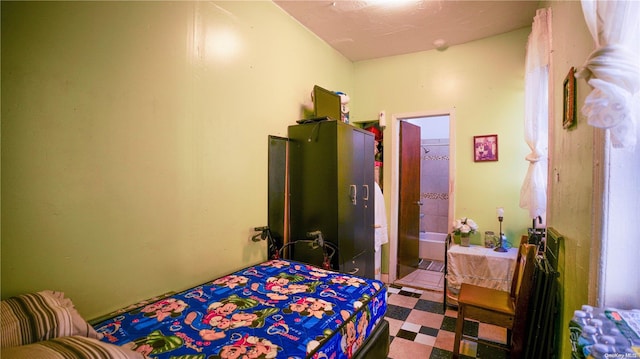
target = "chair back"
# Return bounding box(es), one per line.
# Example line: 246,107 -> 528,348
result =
507,237 -> 526,296
509,241 -> 534,298
509,243 -> 537,356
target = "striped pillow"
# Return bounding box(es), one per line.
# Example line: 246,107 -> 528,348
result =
0,336 -> 147,359
0,291 -> 101,348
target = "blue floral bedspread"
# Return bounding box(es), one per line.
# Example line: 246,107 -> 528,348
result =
93,259 -> 387,359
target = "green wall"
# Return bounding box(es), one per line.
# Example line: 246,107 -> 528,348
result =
543,2 -> 598,358
1,1 -> 354,319
353,28 -> 533,254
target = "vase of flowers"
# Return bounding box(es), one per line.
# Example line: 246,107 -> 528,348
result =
452,217 -> 478,247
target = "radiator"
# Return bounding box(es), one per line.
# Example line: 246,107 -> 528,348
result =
524,227 -> 563,359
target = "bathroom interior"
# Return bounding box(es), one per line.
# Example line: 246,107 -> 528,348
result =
396,115 -> 450,291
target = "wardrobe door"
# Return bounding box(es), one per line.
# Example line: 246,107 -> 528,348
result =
337,123 -> 357,274
361,130 -> 375,278
288,122 -> 338,268
268,136 -> 287,259
341,126 -> 375,278
351,128 -> 375,279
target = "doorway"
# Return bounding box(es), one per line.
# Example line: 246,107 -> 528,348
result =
388,110 -> 456,291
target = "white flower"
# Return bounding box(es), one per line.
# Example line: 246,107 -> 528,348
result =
452,219 -> 463,231
466,219 -> 478,231
452,217 -> 478,235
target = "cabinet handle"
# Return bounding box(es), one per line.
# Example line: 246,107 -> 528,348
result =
348,267 -> 359,274
362,184 -> 369,201
350,185 -> 357,205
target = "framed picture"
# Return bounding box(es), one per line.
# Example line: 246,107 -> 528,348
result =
473,134 -> 498,162
563,67 -> 576,129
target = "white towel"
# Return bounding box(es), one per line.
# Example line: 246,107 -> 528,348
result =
374,182 -> 389,251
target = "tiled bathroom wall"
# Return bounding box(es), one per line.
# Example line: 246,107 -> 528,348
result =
420,139 -> 450,233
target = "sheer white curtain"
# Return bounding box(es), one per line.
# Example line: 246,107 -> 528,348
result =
520,8 -> 551,220
575,0 -> 640,150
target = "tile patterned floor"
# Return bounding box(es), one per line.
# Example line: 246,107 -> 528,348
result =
384,284 -> 509,359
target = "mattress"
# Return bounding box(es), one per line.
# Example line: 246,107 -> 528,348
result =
92,259 -> 388,358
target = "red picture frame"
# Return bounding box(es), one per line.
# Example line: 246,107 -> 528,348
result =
473,134 -> 498,162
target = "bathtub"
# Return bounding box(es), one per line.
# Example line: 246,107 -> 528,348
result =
419,232 -> 447,262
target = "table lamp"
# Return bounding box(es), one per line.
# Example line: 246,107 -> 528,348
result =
495,207 -> 507,252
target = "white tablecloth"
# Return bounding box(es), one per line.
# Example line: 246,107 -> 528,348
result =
446,244 -> 518,302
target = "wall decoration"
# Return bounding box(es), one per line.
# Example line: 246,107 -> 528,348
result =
473,134 -> 498,162
563,66 -> 577,129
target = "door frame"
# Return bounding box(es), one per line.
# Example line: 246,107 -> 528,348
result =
388,109 -> 456,283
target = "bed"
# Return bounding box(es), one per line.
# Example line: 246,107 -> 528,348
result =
91,259 -> 389,359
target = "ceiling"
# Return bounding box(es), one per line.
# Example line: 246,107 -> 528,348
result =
274,0 -> 541,62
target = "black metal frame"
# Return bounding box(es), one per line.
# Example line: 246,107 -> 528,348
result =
443,233 -> 452,312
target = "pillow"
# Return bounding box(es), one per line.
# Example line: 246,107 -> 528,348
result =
0,336 -> 147,359
0,290 -> 101,348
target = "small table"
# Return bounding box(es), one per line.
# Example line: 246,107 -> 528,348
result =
445,243 -> 518,306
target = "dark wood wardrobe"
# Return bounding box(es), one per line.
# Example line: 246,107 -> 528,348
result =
287,120 -> 375,279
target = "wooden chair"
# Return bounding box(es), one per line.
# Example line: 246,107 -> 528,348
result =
452,242 -> 537,359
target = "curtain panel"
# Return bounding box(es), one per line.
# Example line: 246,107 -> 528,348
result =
576,0 -> 640,150
520,8 -> 551,220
